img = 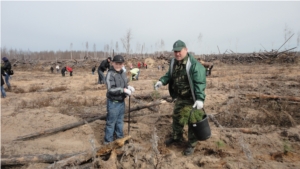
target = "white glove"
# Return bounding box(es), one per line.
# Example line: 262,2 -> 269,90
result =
154,81 -> 162,90
127,86 -> 135,93
193,100 -> 203,110
124,88 -> 132,96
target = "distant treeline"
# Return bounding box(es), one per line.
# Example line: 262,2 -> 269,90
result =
1,47 -> 191,61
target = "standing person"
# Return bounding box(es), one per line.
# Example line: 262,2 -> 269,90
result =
198,59 -> 214,76
2,57 -> 12,89
154,40 -> 206,156
129,68 -> 140,81
92,65 -> 96,75
66,66 -> 73,76
61,67 -> 66,77
122,65 -> 127,73
104,55 -> 135,144
50,66 -> 54,73
56,65 -> 60,73
1,66 -> 7,98
162,65 -> 165,71
98,57 -> 111,84
137,62 -> 141,69
157,65 -> 160,70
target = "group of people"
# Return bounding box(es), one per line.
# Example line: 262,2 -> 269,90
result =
102,39 -> 207,156
50,65 -> 73,77
95,57 -> 141,84
137,62 -> 147,69
2,40 -> 210,156
1,57 -> 12,98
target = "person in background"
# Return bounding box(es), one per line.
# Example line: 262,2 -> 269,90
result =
198,59 -> 214,76
66,66 -> 73,76
137,62 -> 141,69
1,66 -> 7,98
50,66 -> 54,73
92,65 -> 96,75
122,65 -> 127,73
98,57 -> 111,84
129,68 -> 140,81
104,55 -> 135,144
56,65 -> 60,73
61,67 -> 66,77
2,57 -> 12,90
154,40 -> 206,156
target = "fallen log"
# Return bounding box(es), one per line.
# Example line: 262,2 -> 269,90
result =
1,152 -> 81,166
46,136 -> 130,169
128,100 -> 166,112
13,116 -> 106,141
133,93 -> 170,100
246,94 -> 300,102
46,152 -> 92,169
13,100 -> 166,141
96,135 -> 131,156
208,114 -> 260,135
98,149 -> 117,169
131,96 -> 159,112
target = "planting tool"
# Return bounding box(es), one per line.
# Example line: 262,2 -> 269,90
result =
128,96 -> 131,135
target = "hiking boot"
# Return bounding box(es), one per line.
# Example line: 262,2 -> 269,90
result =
165,138 -> 182,146
184,146 -> 195,156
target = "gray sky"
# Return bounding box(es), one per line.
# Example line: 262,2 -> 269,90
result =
1,1 -> 300,54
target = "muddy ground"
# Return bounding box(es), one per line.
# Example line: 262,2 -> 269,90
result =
1,60 -> 300,169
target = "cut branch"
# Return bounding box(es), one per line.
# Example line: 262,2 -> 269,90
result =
1,152 -> 81,166
246,94 -> 300,102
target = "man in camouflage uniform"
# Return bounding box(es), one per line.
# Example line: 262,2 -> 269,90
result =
154,40 -> 206,156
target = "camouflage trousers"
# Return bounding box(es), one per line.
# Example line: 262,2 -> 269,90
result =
172,98 -> 198,147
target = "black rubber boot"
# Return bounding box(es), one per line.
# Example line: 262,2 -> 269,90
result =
184,146 -> 195,156
165,138 -> 182,146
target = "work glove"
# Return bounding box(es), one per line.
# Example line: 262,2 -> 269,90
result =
193,100 -> 204,110
154,81 -> 162,90
124,88 -> 132,96
127,86 -> 135,93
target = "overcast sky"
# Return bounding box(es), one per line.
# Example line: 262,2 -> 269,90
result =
1,1 -> 300,54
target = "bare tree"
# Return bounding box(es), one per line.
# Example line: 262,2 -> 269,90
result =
110,40 -> 114,57
115,41 -> 119,54
86,42 -> 89,59
120,29 -> 132,56
198,33 -> 203,55
284,24 -> 293,49
136,42 -> 141,54
160,39 -> 165,55
70,43 -> 73,60
104,44 -> 109,58
93,43 -> 96,59
297,31 -> 300,47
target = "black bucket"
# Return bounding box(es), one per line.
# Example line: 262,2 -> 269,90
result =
189,110 -> 211,141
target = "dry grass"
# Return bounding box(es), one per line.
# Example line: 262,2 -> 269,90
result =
28,85 -> 43,92
13,87 -> 26,94
47,86 -> 67,92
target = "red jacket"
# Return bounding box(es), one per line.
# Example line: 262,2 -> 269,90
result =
137,62 -> 141,68
66,66 -> 73,72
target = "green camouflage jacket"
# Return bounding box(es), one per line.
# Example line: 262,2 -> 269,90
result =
159,53 -> 206,102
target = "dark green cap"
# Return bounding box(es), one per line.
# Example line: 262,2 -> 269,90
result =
172,40 -> 186,51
